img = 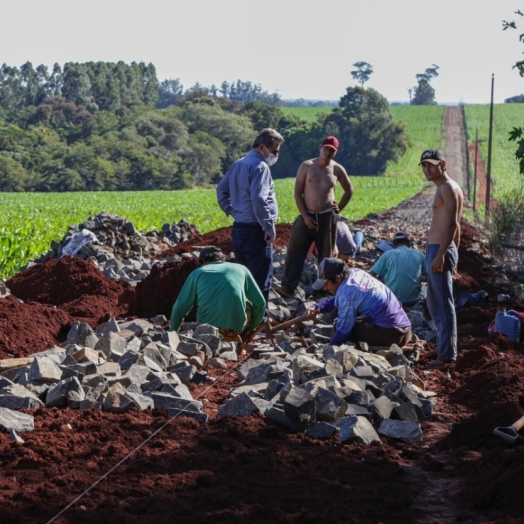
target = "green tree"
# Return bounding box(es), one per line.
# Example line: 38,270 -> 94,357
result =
411,64 -> 439,105
323,86 -> 408,175
0,156 -> 29,191
351,62 -> 374,87
240,101 -> 284,131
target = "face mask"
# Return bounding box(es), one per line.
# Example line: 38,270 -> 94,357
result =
265,153 -> 278,167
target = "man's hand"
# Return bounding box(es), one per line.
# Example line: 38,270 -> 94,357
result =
307,306 -> 320,320
264,233 -> 275,244
452,266 -> 460,280
242,328 -> 255,343
431,254 -> 445,273
332,200 -> 340,213
303,215 -> 317,230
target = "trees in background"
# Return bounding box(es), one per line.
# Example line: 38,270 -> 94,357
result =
324,87 -> 408,175
351,62 -> 374,87
0,59 -> 411,191
411,64 -> 439,105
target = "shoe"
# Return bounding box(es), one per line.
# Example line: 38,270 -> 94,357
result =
427,359 -> 454,369
273,285 -> 292,299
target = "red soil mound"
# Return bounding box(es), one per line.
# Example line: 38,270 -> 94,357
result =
129,258 -> 199,320
6,257 -> 135,326
0,295 -> 73,359
156,223 -> 292,260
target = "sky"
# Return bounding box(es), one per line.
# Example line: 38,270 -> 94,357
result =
2,0 -> 524,104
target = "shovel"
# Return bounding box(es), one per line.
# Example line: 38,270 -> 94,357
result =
493,414 -> 524,444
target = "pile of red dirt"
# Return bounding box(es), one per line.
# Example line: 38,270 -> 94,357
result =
156,223 -> 292,260
6,257 -> 135,327
129,258 -> 199,320
0,295 -> 73,359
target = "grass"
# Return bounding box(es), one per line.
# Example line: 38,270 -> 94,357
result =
464,104 -> 524,200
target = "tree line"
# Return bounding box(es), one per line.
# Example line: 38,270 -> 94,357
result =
0,61 -> 409,192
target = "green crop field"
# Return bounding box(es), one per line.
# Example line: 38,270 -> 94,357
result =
464,104 -> 524,202
281,106 -> 334,122
0,104 -> 446,280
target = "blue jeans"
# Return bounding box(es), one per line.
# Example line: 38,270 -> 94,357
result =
350,231 -> 364,258
232,222 -> 272,302
426,243 -> 458,361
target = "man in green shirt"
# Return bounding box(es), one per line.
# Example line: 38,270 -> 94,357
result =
370,230 -> 427,307
170,246 -> 266,341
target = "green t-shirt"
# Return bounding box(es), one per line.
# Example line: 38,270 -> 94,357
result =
371,246 -> 427,305
170,261 -> 265,332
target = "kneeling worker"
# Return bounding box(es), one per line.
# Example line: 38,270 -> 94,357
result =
308,258 -> 411,347
170,246 -> 266,342
370,230 -> 427,307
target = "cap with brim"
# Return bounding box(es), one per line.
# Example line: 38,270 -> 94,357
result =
419,148 -> 445,165
394,230 -> 409,241
321,136 -> 339,152
312,257 -> 346,290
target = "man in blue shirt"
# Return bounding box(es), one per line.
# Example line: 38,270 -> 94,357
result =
308,258 -> 411,347
370,230 -> 427,307
217,128 -> 284,302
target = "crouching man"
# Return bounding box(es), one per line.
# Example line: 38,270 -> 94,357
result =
170,246 -> 266,342
308,258 -> 411,347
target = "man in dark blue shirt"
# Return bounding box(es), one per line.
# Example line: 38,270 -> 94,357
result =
217,128 -> 284,301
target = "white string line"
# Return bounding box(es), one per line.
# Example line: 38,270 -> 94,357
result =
46,358 -> 245,524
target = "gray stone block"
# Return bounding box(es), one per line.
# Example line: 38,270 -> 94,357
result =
266,403 -> 299,431
0,407 -> 34,432
392,402 -> 418,423
245,361 -> 288,386
218,392 -> 259,418
369,395 -> 396,424
66,321 -> 98,348
0,384 -> 44,409
29,357 -> 62,383
148,392 -> 203,413
143,344 -> 167,370
170,364 -> 196,383
95,332 -> 126,358
346,390 -> 375,407
314,387 -> 348,421
335,416 -> 381,444
119,350 -> 141,371
283,386 -> 315,430
350,365 -> 376,380
345,404 -> 373,421
378,419 -> 422,443
125,364 -> 154,386
306,421 -> 338,439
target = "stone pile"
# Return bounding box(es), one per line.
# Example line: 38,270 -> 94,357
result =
25,213 -> 200,285
0,319 -> 240,434
219,340 -> 433,445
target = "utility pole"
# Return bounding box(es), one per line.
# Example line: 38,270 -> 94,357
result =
473,127 -> 478,212
485,74 -> 494,221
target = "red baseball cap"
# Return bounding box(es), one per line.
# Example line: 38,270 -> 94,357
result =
321,136 -> 339,152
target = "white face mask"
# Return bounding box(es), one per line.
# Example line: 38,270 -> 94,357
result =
265,153 -> 278,166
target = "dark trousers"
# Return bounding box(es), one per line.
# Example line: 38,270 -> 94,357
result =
350,318 -> 412,347
232,222 -> 272,302
281,210 -> 337,293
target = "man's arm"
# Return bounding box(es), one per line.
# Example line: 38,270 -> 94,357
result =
250,164 -> 276,242
245,272 -> 266,330
216,172 -> 233,216
431,183 -> 460,273
294,162 -> 317,229
170,273 -> 198,331
330,293 -> 357,345
334,165 -> 354,213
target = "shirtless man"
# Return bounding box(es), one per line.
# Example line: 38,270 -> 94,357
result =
278,136 -> 354,296
420,149 -> 463,368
